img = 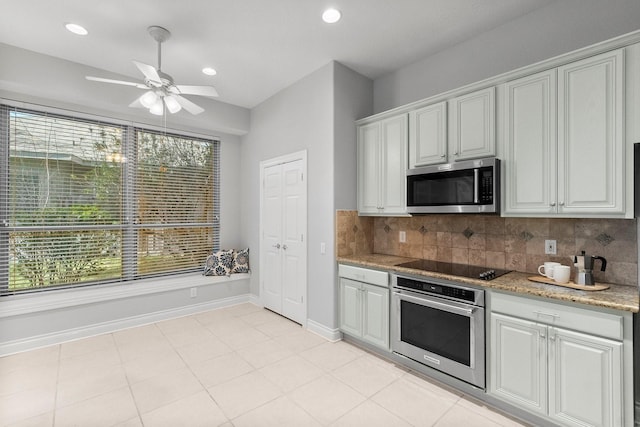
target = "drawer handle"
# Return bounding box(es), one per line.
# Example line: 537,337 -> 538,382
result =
533,310 -> 560,320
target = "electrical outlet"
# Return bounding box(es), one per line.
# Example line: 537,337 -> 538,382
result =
190,287 -> 197,298
399,231 -> 406,243
545,240 -> 557,255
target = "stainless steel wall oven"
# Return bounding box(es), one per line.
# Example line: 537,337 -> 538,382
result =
391,273 -> 486,389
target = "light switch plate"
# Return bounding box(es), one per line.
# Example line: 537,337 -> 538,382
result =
399,231 -> 406,243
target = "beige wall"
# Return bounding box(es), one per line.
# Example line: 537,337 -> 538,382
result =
337,210 -> 637,287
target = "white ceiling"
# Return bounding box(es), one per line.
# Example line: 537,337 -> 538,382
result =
0,0 -> 554,109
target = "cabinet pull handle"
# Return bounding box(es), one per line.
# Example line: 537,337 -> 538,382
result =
282,244 -> 288,250
272,243 -> 281,249
550,202 -> 556,207
559,201 -> 565,206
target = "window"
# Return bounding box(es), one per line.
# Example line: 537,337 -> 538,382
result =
0,105 -> 220,295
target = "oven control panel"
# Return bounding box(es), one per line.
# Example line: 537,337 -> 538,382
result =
395,276 -> 477,303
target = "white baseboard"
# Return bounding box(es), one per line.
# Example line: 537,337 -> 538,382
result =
0,294 -> 251,357
306,319 -> 342,342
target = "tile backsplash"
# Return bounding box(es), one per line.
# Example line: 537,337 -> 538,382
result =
336,210 -> 638,286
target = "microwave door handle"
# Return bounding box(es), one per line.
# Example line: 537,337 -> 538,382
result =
473,168 -> 479,204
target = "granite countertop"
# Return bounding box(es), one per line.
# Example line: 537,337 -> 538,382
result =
337,254 -> 640,313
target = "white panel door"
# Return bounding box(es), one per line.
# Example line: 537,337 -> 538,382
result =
490,313 -> 547,415
281,160 -> 306,324
549,327 -> 623,427
557,50 -> 624,215
261,164 -> 283,312
503,70 -> 557,215
357,122 -> 381,214
449,87 -> 496,161
380,115 -> 408,214
339,278 -> 362,337
361,283 -> 389,349
409,102 -> 447,167
261,156 -> 307,325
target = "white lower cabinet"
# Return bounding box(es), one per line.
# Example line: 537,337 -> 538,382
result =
338,265 -> 389,350
490,292 -> 627,427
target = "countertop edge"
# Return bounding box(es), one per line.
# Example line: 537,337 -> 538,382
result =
337,255 -> 639,314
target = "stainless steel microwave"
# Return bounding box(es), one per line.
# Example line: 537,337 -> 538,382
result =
406,158 -> 500,214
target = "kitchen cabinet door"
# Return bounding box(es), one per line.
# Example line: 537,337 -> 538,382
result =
357,122 -> 382,214
502,70 -> 557,215
357,114 -> 408,216
490,313 -> 547,416
548,327 -> 623,427
339,278 -> 362,337
449,87 -> 496,161
380,115 -> 408,215
338,277 -> 390,350
409,101 -> 447,167
557,50 -> 625,216
361,283 -> 389,349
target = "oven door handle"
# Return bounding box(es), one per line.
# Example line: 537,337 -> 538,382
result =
393,290 -> 476,317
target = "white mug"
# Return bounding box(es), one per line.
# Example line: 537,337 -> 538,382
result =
553,265 -> 571,284
538,262 -> 561,279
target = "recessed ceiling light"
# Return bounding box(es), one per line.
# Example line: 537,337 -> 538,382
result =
322,8 -> 341,24
65,23 -> 88,36
202,67 -> 217,76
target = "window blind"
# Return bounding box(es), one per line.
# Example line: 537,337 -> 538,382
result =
134,129 -> 218,277
0,104 -> 220,295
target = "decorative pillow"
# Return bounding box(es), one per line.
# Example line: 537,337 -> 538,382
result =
231,248 -> 250,274
203,249 -> 234,276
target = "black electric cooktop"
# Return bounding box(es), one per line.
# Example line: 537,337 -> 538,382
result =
396,260 -> 511,281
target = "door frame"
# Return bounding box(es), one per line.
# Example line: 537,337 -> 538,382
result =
259,150 -> 308,326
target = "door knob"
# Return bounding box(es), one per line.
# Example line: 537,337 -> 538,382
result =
273,243 -> 281,249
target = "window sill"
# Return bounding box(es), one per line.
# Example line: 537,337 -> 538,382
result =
0,272 -> 251,318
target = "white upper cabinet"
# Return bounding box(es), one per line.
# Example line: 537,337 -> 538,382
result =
357,122 -> 381,214
503,70 -> 558,215
503,49 -> 627,217
449,87 -> 496,161
408,101 -> 447,168
557,50 -> 624,216
357,114 -> 408,216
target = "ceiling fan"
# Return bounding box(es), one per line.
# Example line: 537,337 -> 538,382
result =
86,25 -> 218,115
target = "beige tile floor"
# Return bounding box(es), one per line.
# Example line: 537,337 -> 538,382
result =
0,303 -> 528,427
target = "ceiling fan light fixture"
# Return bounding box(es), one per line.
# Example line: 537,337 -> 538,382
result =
149,99 -> 164,115
139,91 -> 159,108
164,96 -> 182,114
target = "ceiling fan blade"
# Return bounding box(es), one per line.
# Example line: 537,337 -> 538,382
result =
86,76 -> 148,89
172,94 -> 204,115
133,60 -> 161,84
129,96 -> 145,108
173,85 -> 219,97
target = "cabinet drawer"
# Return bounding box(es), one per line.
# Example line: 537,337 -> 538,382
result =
491,292 -> 623,340
338,264 -> 388,287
